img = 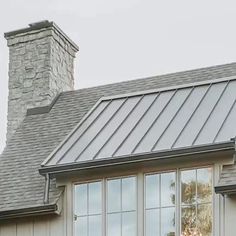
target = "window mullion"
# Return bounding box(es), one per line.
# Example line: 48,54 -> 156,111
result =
137,173 -> 144,236
103,179 -> 106,236
176,168 -> 180,236
196,169 -> 198,233
87,184 -> 89,236
121,179 -> 122,236
159,174 -> 161,236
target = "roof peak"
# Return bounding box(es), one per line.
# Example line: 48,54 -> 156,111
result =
69,61 -> 236,92
100,75 -> 236,101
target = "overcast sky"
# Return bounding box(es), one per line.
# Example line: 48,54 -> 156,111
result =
1,0 -> 236,152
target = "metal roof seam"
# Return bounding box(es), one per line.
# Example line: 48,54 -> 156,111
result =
73,97 -> 129,162
170,84 -> 212,148
192,80 -> 230,146
131,89 -> 178,154
151,86 -> 194,151
93,95 -> 145,160
54,99 -> 112,165
213,98 -> 236,143
41,98 -> 108,166
111,93 -> 161,157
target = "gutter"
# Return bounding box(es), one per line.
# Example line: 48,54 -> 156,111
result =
0,204 -> 58,220
39,140 -> 235,176
215,184 -> 236,195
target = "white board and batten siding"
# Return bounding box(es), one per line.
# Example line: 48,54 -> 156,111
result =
0,214 -> 65,236
0,183 -> 72,236
1,166 -> 236,236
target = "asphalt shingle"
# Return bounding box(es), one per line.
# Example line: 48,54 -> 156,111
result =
1,62 -> 236,212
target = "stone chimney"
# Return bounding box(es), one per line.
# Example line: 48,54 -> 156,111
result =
4,21 -> 79,141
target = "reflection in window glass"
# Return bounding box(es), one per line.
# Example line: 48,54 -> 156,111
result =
161,207 -> 175,236
161,172 -> 175,207
181,168 -> 212,236
146,209 -> 160,236
145,172 -> 176,236
181,169 -> 196,205
146,175 -> 159,209
107,177 -> 137,236
197,168 -> 212,204
122,211 -> 136,236
122,177 -> 136,211
181,206 -> 196,233
75,184 -> 87,216
107,179 -> 121,213
75,216 -> 87,236
89,182 -> 102,214
197,204 -> 212,236
75,181 -> 102,236
107,213 -> 121,236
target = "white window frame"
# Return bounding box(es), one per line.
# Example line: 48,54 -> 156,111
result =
73,165 -> 214,236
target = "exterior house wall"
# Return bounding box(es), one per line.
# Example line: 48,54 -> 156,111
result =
1,163 -> 236,236
0,215 -> 64,236
0,187 -> 67,236
224,195 -> 236,236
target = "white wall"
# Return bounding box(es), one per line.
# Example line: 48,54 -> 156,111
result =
0,214 -> 64,236
224,195 -> 236,236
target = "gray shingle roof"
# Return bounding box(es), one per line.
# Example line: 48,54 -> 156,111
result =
1,62 -> 236,212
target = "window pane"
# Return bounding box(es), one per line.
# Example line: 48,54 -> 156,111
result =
181,170 -> 196,205
146,174 -> 159,209
161,172 -> 176,207
145,209 -> 160,236
197,204 -> 212,236
122,177 -> 136,211
161,207 -> 175,236
107,213 -> 121,236
122,212 -> 136,236
107,179 -> 121,213
88,182 -> 102,214
88,215 -> 102,236
75,184 -> 87,216
75,216 -> 87,236
181,206 -> 196,235
197,168 -> 212,203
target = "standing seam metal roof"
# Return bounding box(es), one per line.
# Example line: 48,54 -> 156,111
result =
2,62 -> 236,213
43,76 -> 236,167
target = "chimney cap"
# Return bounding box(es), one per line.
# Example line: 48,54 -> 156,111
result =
4,20 -> 79,51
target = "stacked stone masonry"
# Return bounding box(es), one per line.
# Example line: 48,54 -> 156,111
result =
5,24 -> 79,141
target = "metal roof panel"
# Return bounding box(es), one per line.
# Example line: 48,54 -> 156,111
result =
43,78 -> 236,167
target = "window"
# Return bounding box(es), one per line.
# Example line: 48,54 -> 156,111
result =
181,168 -> 212,236
74,181 -> 102,236
107,177 -> 137,236
74,167 -> 212,236
145,172 -> 176,236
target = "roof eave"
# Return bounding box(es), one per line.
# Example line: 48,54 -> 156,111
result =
215,184 -> 236,195
39,140 -> 236,177
0,204 -> 59,221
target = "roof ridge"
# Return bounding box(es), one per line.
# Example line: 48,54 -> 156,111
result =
100,75 -> 236,101
64,61 -> 236,94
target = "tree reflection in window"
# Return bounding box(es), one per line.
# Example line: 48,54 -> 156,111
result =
181,168 -> 212,236
145,168 -> 212,236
